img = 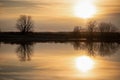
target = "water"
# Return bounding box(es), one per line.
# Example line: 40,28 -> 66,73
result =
0,42 -> 120,80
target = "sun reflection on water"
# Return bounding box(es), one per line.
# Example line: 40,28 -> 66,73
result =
75,56 -> 95,73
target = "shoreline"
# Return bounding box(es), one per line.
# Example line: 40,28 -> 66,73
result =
0,32 -> 120,44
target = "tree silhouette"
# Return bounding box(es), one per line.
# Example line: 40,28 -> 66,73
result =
87,20 -> 96,33
86,20 -> 96,40
16,15 -> 33,33
98,22 -> 117,32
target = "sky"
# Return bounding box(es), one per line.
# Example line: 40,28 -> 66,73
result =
0,0 -> 120,32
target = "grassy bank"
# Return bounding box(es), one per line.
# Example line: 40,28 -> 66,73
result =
0,32 -> 120,43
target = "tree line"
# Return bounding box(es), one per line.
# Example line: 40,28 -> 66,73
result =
73,20 -> 118,33
0,15 -> 119,33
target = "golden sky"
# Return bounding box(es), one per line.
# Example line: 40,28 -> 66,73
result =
0,0 -> 120,31
0,0 -> 120,17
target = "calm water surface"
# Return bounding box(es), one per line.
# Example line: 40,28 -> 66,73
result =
0,42 -> 120,80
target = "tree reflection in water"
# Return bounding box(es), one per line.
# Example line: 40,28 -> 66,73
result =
97,42 -> 120,56
14,40 -> 120,61
72,41 -> 120,56
16,42 -> 34,61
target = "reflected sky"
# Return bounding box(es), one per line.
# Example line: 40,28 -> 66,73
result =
0,43 -> 120,80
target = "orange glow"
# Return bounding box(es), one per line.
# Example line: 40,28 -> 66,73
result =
74,0 -> 97,19
75,56 -> 95,72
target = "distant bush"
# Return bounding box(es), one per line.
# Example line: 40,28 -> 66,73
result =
73,26 -> 81,33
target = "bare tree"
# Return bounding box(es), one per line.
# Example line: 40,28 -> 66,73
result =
16,15 -> 33,33
87,20 -> 96,33
98,22 -> 117,32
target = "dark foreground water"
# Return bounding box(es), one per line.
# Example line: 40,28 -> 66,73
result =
0,42 -> 120,80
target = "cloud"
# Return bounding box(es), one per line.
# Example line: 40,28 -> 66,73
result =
0,0 -> 67,8
109,12 -> 120,16
99,4 -> 120,8
0,0 -> 37,8
102,5 -> 120,8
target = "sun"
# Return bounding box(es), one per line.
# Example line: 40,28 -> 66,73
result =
74,1 -> 97,19
75,56 -> 95,72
